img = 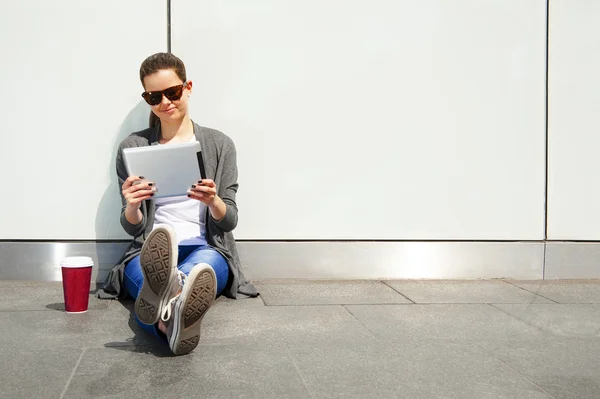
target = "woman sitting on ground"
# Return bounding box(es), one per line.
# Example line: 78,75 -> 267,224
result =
98,52 -> 258,355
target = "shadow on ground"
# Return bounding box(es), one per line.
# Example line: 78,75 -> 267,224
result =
103,299 -> 173,358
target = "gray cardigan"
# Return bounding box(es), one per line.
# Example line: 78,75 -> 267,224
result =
97,122 -> 258,300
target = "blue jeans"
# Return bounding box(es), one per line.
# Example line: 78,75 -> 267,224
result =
123,245 -> 230,341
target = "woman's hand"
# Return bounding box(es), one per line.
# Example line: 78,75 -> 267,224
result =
188,179 -> 227,221
187,179 -> 217,206
122,176 -> 156,210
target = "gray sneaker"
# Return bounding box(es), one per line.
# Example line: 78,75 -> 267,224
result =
134,225 -> 178,325
160,263 -> 217,356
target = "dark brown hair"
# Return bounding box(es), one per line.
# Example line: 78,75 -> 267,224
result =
139,53 -> 187,127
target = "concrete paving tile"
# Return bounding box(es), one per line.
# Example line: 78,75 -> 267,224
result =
287,340 -> 552,399
1,279 -> 597,399
0,309 -> 156,350
474,338 -> 600,399
0,280 -> 102,289
255,280 -> 411,305
102,296 -> 269,348
0,282 -> 109,311
346,304 -> 549,341
63,344 -> 311,399
509,280 -> 600,303
0,347 -> 83,399
492,303 -> 600,338
200,304 -> 375,345
212,295 -> 267,309
0,280 -> 67,287
105,295 -> 264,319
384,280 -> 553,304
107,299 -> 374,347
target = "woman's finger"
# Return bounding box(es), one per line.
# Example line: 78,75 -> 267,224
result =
124,181 -> 155,196
126,188 -> 155,204
187,190 -> 210,202
122,175 -> 145,190
197,179 -> 215,188
189,184 -> 215,195
127,195 -> 152,204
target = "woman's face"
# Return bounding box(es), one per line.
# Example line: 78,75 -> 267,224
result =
143,69 -> 192,123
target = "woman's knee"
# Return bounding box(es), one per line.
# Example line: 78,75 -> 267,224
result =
178,247 -> 229,295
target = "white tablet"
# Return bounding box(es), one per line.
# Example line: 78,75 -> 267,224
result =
122,141 -> 206,199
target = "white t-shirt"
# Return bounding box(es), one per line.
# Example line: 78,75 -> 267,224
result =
152,135 -> 207,246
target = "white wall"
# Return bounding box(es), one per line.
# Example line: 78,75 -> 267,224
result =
0,1 -> 558,242
172,0 -> 547,240
547,0 -> 600,240
0,0 -> 166,239
5,0 -> 600,282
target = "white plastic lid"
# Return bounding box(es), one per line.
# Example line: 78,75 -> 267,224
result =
60,256 -> 94,268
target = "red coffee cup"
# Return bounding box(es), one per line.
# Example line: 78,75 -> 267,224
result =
61,256 -> 94,313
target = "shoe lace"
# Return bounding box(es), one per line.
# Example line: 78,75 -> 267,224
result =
160,271 -> 186,322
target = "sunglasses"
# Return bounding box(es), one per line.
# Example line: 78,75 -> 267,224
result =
141,82 -> 187,106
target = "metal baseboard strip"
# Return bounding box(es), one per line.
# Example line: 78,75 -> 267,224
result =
0,240 -> 553,282
237,241 -> 545,281
0,242 -> 130,283
544,242 -> 600,279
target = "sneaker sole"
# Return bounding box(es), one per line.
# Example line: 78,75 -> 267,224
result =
170,264 -> 216,356
134,227 -> 178,325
